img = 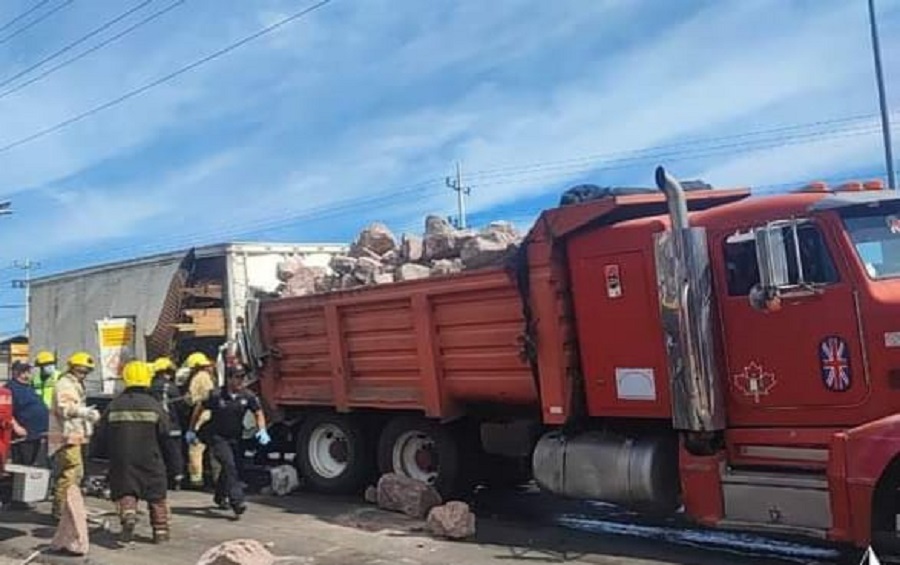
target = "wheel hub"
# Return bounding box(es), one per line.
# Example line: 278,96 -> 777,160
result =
393,431 -> 439,484
308,423 -> 350,479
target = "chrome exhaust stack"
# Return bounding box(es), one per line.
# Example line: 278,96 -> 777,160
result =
654,166 -> 724,432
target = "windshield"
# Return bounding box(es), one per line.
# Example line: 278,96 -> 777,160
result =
843,209 -> 900,279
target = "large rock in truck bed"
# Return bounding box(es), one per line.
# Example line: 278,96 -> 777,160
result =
276,216 -> 523,296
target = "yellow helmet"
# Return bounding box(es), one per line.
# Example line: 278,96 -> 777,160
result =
152,357 -> 175,373
122,361 -> 153,388
185,352 -> 211,369
67,352 -> 95,370
35,351 -> 55,366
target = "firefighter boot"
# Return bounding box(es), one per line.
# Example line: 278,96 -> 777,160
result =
117,495 -> 139,543
148,499 -> 170,544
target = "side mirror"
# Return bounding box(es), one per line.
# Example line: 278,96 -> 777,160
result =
747,225 -> 790,312
755,225 -> 790,288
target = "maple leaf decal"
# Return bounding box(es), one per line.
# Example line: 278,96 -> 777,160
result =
732,361 -> 777,402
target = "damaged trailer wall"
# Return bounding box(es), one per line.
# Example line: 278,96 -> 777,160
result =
30,254 -> 187,396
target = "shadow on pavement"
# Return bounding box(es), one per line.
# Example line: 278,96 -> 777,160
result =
248,486 -> 838,565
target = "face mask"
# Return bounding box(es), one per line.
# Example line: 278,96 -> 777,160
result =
41,365 -> 56,376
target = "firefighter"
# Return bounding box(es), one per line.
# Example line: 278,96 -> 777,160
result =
183,352 -> 216,489
32,350 -> 61,408
96,361 -> 171,543
150,357 -> 185,489
49,352 -> 100,521
6,361 -> 49,467
186,365 -> 270,518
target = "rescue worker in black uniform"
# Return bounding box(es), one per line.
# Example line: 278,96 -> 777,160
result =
150,357 -> 185,489
186,365 -> 270,518
95,361 -> 172,543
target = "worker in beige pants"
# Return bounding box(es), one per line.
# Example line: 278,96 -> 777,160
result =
183,353 -> 216,488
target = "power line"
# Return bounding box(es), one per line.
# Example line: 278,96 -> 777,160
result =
0,0 -> 156,93
0,0 -> 74,47
0,0 -> 51,34
0,0 -> 185,101
0,0 -> 331,155
465,120 -> 892,189
464,113 -> 890,182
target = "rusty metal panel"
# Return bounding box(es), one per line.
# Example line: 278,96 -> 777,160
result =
342,299 -> 421,408
433,285 -> 535,406
263,304 -> 334,406
146,252 -> 194,360
257,267 -> 544,416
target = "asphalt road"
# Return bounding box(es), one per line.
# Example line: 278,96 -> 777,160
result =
0,487 -> 855,565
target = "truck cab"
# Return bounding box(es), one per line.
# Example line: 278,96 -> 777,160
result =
552,173 -> 900,553
700,186 -> 900,550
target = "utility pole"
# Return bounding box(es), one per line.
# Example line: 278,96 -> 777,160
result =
868,0 -> 896,189
445,161 -> 471,229
12,259 -> 39,339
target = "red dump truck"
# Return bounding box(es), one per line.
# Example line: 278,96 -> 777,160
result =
251,167 -> 900,554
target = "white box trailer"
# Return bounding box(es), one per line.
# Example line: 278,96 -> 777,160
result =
29,242 -> 345,396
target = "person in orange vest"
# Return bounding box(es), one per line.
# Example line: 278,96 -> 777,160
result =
182,353 -> 216,488
32,350 -> 61,408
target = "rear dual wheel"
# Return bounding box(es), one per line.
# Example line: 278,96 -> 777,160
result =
296,413 -> 372,494
377,416 -> 462,498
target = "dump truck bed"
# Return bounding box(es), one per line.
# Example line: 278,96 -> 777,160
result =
256,188 -> 749,424
258,268 -> 538,418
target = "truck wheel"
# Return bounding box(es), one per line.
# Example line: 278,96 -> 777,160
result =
377,416 -> 460,497
296,413 -> 371,494
872,459 -> 900,560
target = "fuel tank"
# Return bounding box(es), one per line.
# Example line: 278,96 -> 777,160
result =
532,431 -> 680,513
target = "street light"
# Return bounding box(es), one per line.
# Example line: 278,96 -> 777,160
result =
868,0 -> 896,189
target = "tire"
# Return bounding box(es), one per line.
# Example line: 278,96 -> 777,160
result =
377,416 -> 461,497
296,413 -> 372,494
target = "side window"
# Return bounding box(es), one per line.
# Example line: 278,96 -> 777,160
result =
723,221 -> 838,296
724,234 -> 759,296
783,223 -> 839,285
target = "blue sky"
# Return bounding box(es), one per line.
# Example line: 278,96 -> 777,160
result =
0,0 -> 898,334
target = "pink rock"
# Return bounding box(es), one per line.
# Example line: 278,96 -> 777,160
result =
195,539 -> 276,565
426,501 -> 476,540
376,473 -> 441,519
395,263 -> 432,282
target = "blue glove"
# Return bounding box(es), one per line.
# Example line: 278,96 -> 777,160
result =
185,430 -> 198,445
255,428 -> 271,446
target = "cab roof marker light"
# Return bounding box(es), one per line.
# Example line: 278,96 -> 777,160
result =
836,181 -> 864,192
864,180 -> 885,191
799,181 -> 830,193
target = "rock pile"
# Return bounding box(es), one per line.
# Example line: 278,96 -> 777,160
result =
276,216 -> 523,297
364,473 -> 477,540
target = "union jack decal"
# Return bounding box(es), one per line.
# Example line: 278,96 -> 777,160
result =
820,336 -> 851,392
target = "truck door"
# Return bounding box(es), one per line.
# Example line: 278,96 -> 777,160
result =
717,219 -> 869,424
